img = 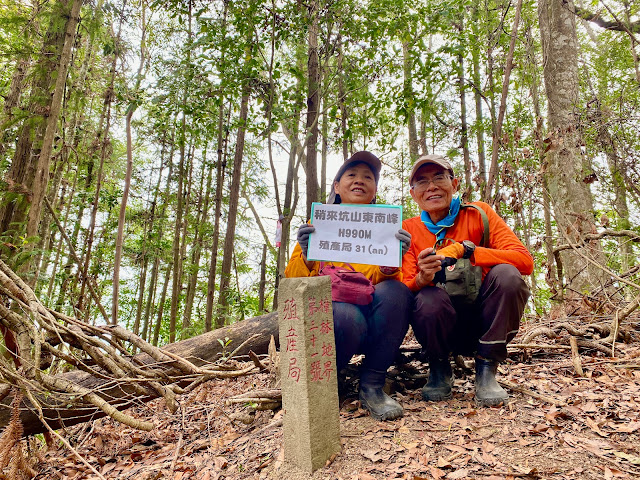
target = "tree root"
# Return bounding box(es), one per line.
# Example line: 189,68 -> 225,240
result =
0,258 -> 259,435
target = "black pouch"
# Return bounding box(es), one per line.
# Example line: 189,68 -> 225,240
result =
440,257 -> 483,304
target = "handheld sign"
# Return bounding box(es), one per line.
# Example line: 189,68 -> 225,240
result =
307,203 -> 403,267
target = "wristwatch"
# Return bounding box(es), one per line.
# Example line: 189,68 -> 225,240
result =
462,240 -> 476,259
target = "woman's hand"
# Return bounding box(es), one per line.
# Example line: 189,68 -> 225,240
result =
297,224 -> 316,259
395,228 -> 411,256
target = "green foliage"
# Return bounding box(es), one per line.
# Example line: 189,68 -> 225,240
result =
2,0 -> 640,333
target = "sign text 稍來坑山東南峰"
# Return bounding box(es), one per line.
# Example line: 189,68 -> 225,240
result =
306,203 -> 403,267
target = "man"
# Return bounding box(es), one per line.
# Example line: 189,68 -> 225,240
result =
402,154 -> 533,406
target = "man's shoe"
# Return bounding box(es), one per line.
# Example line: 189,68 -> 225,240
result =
475,358 -> 509,407
359,385 -> 403,421
421,358 -> 453,401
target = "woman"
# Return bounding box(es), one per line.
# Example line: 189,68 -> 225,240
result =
284,151 -> 413,421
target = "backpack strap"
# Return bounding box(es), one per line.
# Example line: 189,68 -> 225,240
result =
461,203 -> 489,247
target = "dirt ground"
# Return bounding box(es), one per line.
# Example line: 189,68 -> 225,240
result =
33,320 -> 640,480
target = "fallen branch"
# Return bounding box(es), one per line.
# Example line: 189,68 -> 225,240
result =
498,379 -> 565,407
0,255 -> 279,437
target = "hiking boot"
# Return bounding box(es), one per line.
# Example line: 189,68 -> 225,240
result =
359,385 -> 403,421
421,358 -> 453,401
475,357 -> 509,407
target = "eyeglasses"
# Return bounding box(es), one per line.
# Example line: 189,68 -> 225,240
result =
411,173 -> 452,190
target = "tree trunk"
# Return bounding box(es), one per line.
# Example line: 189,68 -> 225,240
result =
153,262 -> 173,346
484,0 -> 522,204
205,100 -> 228,331
218,85 -> 250,321
24,0 -> 81,249
305,0 -> 320,219
471,1 -> 487,195
204,0 -> 229,332
456,16 -> 471,196
182,146 -> 211,336
538,0 -> 608,294
337,35 -> 349,161
0,0 -> 81,277
403,41 -> 419,162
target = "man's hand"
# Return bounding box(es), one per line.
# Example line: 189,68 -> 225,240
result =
436,242 -> 464,259
297,224 -> 316,259
395,228 -> 412,256
415,247 -> 444,288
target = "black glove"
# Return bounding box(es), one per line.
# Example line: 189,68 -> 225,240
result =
395,228 -> 411,256
297,224 -> 316,259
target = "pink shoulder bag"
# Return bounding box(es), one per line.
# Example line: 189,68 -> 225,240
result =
318,262 -> 375,305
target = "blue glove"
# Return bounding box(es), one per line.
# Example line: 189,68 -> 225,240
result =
395,228 -> 411,256
297,224 -> 316,259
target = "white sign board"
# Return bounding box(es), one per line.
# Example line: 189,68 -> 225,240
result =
307,203 -> 403,267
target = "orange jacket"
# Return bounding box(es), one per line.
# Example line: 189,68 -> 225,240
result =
284,242 -> 402,285
402,201 -> 533,292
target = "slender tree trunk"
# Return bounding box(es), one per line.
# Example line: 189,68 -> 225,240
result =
204,1 -> 229,332
153,262 -> 173,346
403,41 -> 419,162
182,146 -> 210,337
484,0 -> 522,204
218,85 -> 250,324
456,16 -> 471,196
46,169 -> 78,304
337,35 -> 349,161
471,1 -> 486,196
112,2 -> 147,325
143,137 -> 175,341
205,101 -> 228,331
305,1 -> 320,219
0,58 -> 28,154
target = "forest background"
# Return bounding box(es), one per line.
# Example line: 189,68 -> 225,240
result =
1,0 -> 639,349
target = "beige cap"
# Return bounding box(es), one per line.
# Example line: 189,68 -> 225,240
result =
409,154 -> 454,185
328,151 -> 381,204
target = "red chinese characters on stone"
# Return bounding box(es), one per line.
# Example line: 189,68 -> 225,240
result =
282,298 -> 299,321
309,360 -> 334,382
288,357 -> 301,383
286,326 -> 298,352
306,295 -> 335,383
320,320 -> 332,334
309,297 -> 331,316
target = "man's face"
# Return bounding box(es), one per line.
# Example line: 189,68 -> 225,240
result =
409,164 -> 459,222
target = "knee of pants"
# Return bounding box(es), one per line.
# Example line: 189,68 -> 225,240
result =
413,286 -> 454,320
332,302 -> 367,342
373,279 -> 413,310
485,264 -> 530,299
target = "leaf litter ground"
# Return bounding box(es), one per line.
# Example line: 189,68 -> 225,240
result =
35,322 -> 640,480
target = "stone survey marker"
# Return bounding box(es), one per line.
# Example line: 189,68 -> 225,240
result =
278,276 -> 341,472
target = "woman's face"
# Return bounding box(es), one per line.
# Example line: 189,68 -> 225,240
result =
333,163 -> 377,204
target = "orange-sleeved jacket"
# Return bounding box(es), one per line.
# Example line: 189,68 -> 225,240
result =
402,201 -> 533,292
284,242 -> 402,285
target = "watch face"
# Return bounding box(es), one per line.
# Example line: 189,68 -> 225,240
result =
462,240 -> 475,258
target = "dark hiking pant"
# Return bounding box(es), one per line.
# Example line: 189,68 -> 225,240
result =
333,279 -> 412,388
411,264 -> 530,362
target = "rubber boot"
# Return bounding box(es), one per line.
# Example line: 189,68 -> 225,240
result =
359,385 -> 403,421
475,358 -> 509,407
421,358 -> 453,401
